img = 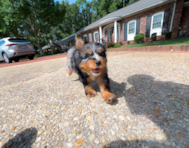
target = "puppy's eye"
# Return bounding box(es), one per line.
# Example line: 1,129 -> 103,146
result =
85,53 -> 92,58
99,52 -> 105,56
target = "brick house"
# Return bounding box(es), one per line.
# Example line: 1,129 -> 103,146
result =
61,0 -> 189,47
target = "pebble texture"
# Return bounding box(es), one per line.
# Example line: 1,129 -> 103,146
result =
0,52 -> 189,148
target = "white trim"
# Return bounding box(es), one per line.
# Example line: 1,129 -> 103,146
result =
114,20 -> 117,43
98,16 -> 122,25
150,11 -> 164,37
102,22 -> 121,42
122,0 -> 173,18
127,20 -> 136,41
99,26 -> 102,43
93,31 -> 99,42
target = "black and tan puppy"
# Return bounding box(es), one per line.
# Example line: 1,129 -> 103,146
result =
51,34 -> 115,103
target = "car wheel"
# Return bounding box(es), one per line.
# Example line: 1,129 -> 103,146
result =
14,58 -> 19,62
28,55 -> 34,60
3,53 -> 12,63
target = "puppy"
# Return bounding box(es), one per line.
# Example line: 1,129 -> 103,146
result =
51,34 -> 115,103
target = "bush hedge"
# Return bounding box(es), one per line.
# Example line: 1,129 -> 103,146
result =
165,32 -> 172,40
113,43 -> 121,48
134,34 -> 145,43
107,42 -> 115,48
151,33 -> 157,41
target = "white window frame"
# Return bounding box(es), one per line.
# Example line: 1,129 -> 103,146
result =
93,31 -> 99,42
127,20 -> 136,41
150,11 -> 164,37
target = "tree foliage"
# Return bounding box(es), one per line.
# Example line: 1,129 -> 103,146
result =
0,0 -> 139,55
0,0 -> 66,55
91,0 -> 122,22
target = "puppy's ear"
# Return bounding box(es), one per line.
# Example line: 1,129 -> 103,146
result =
101,37 -> 107,48
75,34 -> 85,52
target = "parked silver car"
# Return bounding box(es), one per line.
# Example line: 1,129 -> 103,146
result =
0,37 -> 35,63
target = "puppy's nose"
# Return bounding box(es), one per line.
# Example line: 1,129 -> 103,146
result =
95,61 -> 101,66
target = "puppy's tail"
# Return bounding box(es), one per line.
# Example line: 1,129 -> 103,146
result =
49,40 -> 69,52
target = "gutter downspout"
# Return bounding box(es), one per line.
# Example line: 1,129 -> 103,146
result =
169,0 -> 177,32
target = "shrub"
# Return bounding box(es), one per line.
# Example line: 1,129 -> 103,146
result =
127,41 -> 130,45
113,43 -> 121,48
134,34 -> 145,43
165,32 -> 172,40
51,47 -> 56,55
34,53 -> 42,58
151,33 -> 157,41
120,42 -> 122,45
107,42 -> 115,48
56,48 -> 63,54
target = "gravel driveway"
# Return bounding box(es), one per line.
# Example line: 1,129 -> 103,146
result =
0,52 -> 189,148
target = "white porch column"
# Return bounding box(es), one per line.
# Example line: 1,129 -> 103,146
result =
99,26 -> 102,43
114,20 -> 117,43
169,0 -> 177,32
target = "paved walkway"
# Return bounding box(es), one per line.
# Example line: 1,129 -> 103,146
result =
0,52 -> 189,148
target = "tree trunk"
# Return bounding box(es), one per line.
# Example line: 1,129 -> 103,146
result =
123,0 -> 125,7
28,17 -> 44,56
87,13 -> 90,25
36,37 -> 44,56
82,9 -> 85,27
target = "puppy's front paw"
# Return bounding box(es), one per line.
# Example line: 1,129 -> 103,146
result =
85,88 -> 97,98
66,70 -> 73,76
102,91 -> 115,104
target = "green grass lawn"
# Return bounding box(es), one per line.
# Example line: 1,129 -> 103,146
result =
121,37 -> 189,48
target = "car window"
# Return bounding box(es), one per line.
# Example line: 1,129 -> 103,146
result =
0,40 -> 5,46
8,39 -> 28,42
2,40 -> 5,45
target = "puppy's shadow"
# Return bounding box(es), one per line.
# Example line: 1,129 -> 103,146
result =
2,128 -> 37,148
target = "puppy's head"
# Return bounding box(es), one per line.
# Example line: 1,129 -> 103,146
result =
75,34 -> 107,77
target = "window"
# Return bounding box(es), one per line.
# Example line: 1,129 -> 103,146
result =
152,14 -> 163,29
129,22 -> 135,34
0,40 -> 5,46
8,38 -> 28,42
127,20 -> 136,41
150,11 -> 164,37
94,31 -> 99,42
83,35 -> 88,42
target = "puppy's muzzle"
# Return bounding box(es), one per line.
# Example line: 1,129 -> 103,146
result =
95,61 -> 101,66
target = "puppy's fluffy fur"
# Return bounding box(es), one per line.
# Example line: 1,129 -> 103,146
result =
51,34 -> 115,103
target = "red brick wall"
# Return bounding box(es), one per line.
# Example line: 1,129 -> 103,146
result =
107,44 -> 189,52
120,2 -> 175,44
180,6 -> 189,35
140,16 -> 147,35
172,0 -> 185,37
